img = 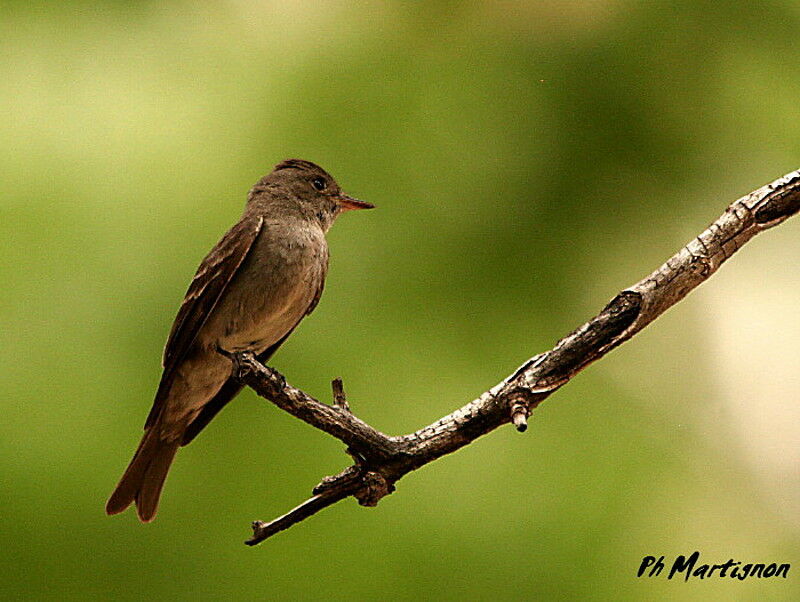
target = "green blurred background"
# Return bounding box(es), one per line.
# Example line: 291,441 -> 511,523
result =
2,1 -> 799,600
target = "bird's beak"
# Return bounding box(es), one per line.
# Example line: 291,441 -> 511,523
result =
336,194 -> 375,211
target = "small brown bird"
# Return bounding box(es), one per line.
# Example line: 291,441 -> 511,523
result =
106,159 -> 373,522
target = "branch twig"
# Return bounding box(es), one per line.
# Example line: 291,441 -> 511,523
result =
238,169 -> 800,545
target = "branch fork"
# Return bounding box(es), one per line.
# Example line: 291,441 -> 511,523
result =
234,169 -> 800,545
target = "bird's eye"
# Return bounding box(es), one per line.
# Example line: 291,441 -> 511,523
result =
312,177 -> 327,191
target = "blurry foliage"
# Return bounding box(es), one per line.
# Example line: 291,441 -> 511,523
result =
1,1 -> 799,600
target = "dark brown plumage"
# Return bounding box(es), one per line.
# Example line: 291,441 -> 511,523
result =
106,160 -> 373,522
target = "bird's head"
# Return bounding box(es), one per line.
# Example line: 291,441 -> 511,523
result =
249,159 -> 373,230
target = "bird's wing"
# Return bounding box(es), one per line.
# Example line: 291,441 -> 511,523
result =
180,255 -> 328,446
144,214 -> 264,428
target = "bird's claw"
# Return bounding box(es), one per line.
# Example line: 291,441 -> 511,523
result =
216,347 -> 252,380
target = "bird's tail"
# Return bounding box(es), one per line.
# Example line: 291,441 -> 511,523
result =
105,424 -> 180,522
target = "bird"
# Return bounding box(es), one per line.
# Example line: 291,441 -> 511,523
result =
106,159 -> 374,522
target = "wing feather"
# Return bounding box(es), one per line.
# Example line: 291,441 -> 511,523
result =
144,215 -> 264,428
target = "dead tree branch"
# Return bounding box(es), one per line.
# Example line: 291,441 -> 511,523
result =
237,169 -> 800,546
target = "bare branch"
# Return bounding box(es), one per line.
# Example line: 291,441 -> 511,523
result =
238,169 -> 800,545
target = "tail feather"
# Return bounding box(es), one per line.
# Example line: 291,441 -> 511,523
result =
134,439 -> 179,522
106,426 -> 179,522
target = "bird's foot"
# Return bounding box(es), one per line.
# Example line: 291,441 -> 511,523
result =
262,364 -> 286,389
216,346 -> 254,380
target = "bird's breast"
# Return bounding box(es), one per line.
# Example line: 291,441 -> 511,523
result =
202,221 -> 328,354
